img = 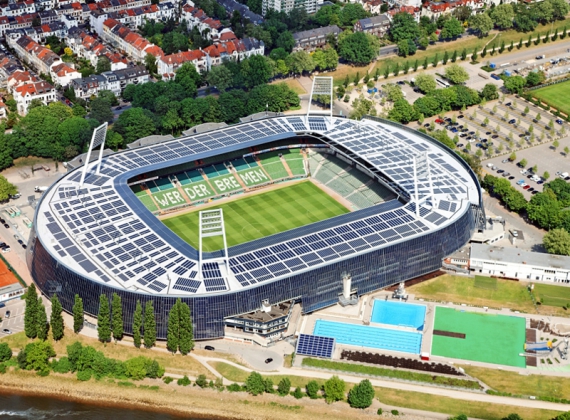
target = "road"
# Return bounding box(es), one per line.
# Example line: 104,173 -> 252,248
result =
487,39 -> 570,67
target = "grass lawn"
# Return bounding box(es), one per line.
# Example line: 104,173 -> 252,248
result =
408,274 -> 535,312
271,79 -> 306,95
462,365 -> 570,400
534,283 -> 570,308
474,275 -> 498,290
533,80 -> 570,116
209,361 -> 327,389
162,181 -> 349,251
376,386 -> 563,420
431,307 -> 526,367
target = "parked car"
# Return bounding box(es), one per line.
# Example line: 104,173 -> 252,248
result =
556,119 -> 564,125
5,311 -> 10,319
457,143 -> 464,147
451,127 -> 458,133
204,345 -> 215,351
435,118 -> 444,124
502,159 -> 509,163
505,102 -> 512,107
523,185 -> 531,190
502,172 -> 510,177
492,134 -> 499,139
3,224 -> 9,229
265,358 -> 273,364
490,74 -> 501,80
497,169 -> 504,173
508,119 -> 516,124
457,115 -> 464,119
2,329 -> 11,335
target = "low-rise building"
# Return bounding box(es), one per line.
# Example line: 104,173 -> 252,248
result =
99,18 -> 162,62
8,34 -> 62,76
71,65 -> 148,99
262,0 -> 320,16
50,62 -> 81,86
216,0 -> 263,24
470,243 -> 570,284
292,25 -> 340,52
421,0 -> 484,19
354,15 -> 391,38
157,49 -> 207,78
10,76 -> 56,115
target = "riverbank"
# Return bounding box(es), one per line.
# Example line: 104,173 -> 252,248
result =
0,369 -> 386,420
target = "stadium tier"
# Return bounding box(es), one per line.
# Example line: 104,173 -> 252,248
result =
28,116 -> 483,340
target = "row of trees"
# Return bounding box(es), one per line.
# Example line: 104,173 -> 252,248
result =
244,372 -> 375,408
24,284 -> 64,342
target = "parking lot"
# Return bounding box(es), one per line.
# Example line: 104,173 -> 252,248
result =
0,299 -> 25,336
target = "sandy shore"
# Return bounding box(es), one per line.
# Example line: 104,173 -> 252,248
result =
0,369 -> 384,420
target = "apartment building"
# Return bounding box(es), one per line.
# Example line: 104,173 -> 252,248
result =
292,25 -> 340,52
71,65 -> 149,99
7,70 -> 56,115
262,0 -> 322,17
354,15 -> 391,38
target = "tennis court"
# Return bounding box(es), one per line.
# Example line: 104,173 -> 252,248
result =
431,307 -> 526,367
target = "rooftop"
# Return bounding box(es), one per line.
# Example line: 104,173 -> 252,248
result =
470,243 -> 570,270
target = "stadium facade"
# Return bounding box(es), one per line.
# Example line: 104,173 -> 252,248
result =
27,116 -> 483,340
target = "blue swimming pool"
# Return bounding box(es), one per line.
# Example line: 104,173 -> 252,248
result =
371,300 -> 426,330
313,319 -> 422,354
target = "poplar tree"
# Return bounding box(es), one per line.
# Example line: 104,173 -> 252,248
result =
36,298 -> 49,340
133,300 -> 143,348
73,294 -> 83,333
24,283 -> 38,338
111,293 -> 123,342
97,294 -> 111,343
167,299 -> 180,353
50,294 -> 64,341
143,300 -> 156,349
179,301 -> 194,355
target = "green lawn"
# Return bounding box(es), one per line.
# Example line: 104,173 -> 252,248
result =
431,307 -> 526,367
534,283 -> 570,308
533,80 -> 570,116
162,181 -> 349,251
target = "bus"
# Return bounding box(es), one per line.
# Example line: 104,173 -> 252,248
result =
436,78 -> 450,88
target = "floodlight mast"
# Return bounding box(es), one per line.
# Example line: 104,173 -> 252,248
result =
78,122 -> 108,188
412,152 -> 435,217
307,76 -> 333,125
198,209 -> 230,284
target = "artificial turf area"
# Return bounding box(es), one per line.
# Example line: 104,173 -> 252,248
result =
431,307 -> 526,368
533,80 -> 570,116
162,181 -> 349,251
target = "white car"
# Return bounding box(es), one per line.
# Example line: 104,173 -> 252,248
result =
520,169 -> 528,175
1,247 -> 10,253
520,183 -> 528,188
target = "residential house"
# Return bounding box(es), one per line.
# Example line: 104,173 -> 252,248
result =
292,25 -> 340,52
388,5 -> 420,21
1,0 -> 35,18
216,0 -> 263,24
8,34 -> 62,75
181,4 -> 223,40
71,65 -> 148,99
8,73 -> 56,115
262,0 -> 320,16
363,0 -> 384,15
50,62 -> 80,86
157,49 -> 207,78
99,18 -> 163,62
421,0 -> 484,19
0,100 -> 6,119
354,15 -> 391,38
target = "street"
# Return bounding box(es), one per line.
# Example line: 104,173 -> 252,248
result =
0,299 -> 25,336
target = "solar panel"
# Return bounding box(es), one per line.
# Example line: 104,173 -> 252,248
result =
296,334 -> 335,359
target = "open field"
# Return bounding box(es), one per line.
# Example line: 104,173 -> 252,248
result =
431,307 -> 526,367
474,275 -> 498,290
375,386 -> 563,420
462,365 -> 570,400
533,80 -> 570,116
163,181 -> 349,251
271,79 -> 307,95
408,275 -> 535,312
534,283 -> 570,308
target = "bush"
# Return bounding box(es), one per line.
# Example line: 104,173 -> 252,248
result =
377,408 -> 383,415
117,381 -> 136,388
278,377 -> 291,396
77,370 -> 92,381
52,357 -> 72,374
246,372 -> 265,396
163,376 -> 174,384
195,374 -> 208,388
177,375 -> 191,386
0,343 -> 12,363
348,379 -> 375,409
293,387 -> 303,399
227,383 -> 242,392
0,363 -> 6,374
306,380 -> 320,399
391,409 -> 399,415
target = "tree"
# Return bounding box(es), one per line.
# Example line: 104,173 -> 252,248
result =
550,0 -> 570,20
306,380 -> 320,398
144,54 -> 157,76
36,298 -> 49,341
526,71 -> 545,87
246,372 -> 265,396
97,294 -> 111,343
389,12 -> 421,43
206,66 -> 234,92
111,293 -> 123,342
441,17 -> 464,39
536,113 -> 542,122
348,379 -> 375,408
338,32 -> 376,65
544,228 -> 570,255
178,301 -> 194,355
469,13 -> 493,36
565,146 -> 570,156
471,48 -> 478,62
481,83 -> 499,100
114,108 -> 156,144
96,56 -> 111,74
175,62 -> 200,96
276,31 -> 295,52
388,99 -> 419,124
264,377 -> 274,393
241,55 -> 272,89
24,283 -> 39,339
89,97 -> 113,124
442,51 -> 449,65
490,4 -> 515,29
451,50 -> 457,63
286,51 -> 315,74
133,300 -> 143,348
414,73 -> 436,94
444,64 -> 469,84
544,171 -> 551,181
277,377 -> 291,396
143,301 -> 156,348
504,76 -> 526,94
73,294 -> 83,334
166,300 -> 180,353
553,139 -> 560,150
0,343 -> 11,363
324,376 -> 346,403
50,294 -> 64,341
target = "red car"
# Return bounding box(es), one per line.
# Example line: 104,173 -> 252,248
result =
523,185 -> 531,190
435,118 -> 444,124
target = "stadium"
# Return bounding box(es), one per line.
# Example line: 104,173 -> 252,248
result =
26,114 -> 483,340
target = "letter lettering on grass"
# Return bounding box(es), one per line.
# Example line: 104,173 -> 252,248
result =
214,179 -> 226,191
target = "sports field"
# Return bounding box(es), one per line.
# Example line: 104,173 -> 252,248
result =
162,181 -> 349,251
431,307 -> 526,368
534,283 -> 570,308
533,80 -> 570,116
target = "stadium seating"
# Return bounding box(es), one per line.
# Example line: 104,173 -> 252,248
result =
138,194 -> 159,212
155,177 -> 174,191
257,152 -> 289,180
282,149 -> 306,177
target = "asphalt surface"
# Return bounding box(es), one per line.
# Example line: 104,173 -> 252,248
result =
0,299 -> 25,337
487,39 -> 570,67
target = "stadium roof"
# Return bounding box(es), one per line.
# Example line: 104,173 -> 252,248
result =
35,116 -> 481,297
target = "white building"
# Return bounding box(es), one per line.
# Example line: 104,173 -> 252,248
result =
470,243 -> 570,284
262,0 -> 322,16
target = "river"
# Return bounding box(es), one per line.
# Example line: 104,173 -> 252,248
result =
0,391 -> 207,419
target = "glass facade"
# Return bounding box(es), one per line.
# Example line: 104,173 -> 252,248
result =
27,205 -> 476,340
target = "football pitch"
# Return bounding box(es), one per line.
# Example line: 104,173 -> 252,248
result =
431,307 -> 526,368
162,181 -> 349,251
533,80 -> 570,116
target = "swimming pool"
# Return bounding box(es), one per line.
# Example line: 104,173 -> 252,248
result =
313,319 -> 422,354
371,300 -> 426,330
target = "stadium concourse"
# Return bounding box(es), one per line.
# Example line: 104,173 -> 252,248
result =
27,115 -> 483,340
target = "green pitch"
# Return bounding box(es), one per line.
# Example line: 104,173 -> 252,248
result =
162,181 -> 349,251
533,80 -> 570,116
431,307 -> 526,368
534,283 -> 570,308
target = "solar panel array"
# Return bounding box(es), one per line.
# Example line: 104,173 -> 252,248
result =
37,116 -> 479,296
296,334 -> 335,358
